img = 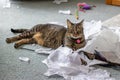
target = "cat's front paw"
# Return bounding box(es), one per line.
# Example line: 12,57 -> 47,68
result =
14,43 -> 20,49
80,58 -> 87,65
6,38 -> 11,43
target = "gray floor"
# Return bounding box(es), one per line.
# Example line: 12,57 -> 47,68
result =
0,0 -> 120,80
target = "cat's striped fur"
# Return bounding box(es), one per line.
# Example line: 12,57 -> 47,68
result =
6,19 -> 86,50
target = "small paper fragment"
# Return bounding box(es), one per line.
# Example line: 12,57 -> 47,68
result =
58,10 -> 71,15
53,0 -> 68,4
19,57 -> 30,62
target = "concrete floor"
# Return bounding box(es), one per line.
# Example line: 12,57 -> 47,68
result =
0,0 -> 120,80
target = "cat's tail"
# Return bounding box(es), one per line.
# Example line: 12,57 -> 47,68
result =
11,28 -> 28,33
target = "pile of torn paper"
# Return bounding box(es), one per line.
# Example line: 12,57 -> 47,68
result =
42,46 -> 115,80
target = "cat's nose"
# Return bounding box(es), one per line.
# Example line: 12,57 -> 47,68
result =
74,33 -> 78,36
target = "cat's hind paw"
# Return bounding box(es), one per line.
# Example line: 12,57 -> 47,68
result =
14,43 -> 20,49
6,38 -> 11,43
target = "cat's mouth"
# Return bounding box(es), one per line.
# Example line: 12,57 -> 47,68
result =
71,37 -> 84,44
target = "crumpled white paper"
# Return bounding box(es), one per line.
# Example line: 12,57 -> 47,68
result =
84,26 -> 120,59
42,46 -> 114,80
70,69 -> 114,80
83,20 -> 102,40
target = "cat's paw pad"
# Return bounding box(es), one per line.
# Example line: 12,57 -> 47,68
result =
14,43 -> 19,49
88,54 -> 95,60
6,38 -> 11,43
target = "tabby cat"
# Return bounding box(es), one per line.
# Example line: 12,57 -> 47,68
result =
6,19 -> 86,51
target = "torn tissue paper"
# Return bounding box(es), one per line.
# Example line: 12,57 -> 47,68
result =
84,26 -> 120,59
42,46 -> 115,80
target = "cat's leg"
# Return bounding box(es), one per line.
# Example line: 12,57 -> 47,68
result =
33,32 -> 44,46
79,51 -> 95,60
14,38 -> 36,48
6,35 -> 22,43
80,58 -> 87,65
6,32 -> 35,43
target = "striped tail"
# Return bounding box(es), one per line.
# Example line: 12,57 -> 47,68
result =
11,28 -> 28,33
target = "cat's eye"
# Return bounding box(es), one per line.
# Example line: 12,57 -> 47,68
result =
75,32 -> 79,34
78,29 -> 83,33
77,30 -> 81,33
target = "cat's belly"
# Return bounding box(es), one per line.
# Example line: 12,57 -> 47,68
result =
43,38 -> 63,49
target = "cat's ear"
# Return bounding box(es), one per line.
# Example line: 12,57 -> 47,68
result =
77,19 -> 84,26
80,19 -> 84,24
67,19 -> 73,29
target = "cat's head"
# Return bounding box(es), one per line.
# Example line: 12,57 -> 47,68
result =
66,19 -> 86,49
